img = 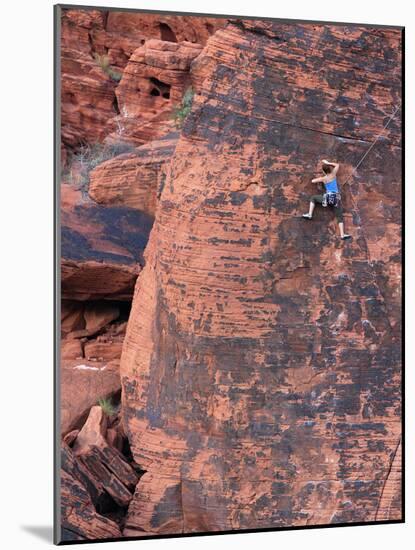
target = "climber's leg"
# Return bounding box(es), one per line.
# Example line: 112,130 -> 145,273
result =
303,195 -> 323,219
334,204 -> 351,239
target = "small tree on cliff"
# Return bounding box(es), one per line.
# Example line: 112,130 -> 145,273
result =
61,140 -> 137,196
93,53 -> 122,82
98,397 -> 117,417
172,87 -> 194,129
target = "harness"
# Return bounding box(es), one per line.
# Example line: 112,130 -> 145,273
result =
322,191 -> 341,208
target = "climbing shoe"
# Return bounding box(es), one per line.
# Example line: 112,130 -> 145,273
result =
341,234 -> 351,240
302,214 -> 312,219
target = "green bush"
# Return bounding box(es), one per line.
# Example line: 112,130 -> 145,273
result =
93,53 -> 122,82
98,397 -> 117,417
172,87 -> 195,128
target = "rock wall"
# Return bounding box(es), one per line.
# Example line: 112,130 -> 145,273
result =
88,133 -> 179,214
59,8 -> 226,540
61,8 -> 224,151
120,20 -> 402,535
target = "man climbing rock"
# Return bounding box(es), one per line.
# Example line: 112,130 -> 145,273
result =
302,159 -> 351,240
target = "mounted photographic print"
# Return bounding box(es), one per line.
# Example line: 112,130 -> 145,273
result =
54,3 -> 404,544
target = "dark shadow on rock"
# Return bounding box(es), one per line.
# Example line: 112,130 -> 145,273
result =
21,525 -> 53,543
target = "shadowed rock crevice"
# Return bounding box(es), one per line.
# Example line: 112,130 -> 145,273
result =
229,19 -> 286,42
159,22 -> 178,43
149,77 -> 171,99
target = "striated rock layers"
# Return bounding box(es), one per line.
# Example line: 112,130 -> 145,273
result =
88,133 -> 179,214
112,39 -> 202,144
120,21 -> 402,535
61,8 -> 224,151
60,135 -> 179,427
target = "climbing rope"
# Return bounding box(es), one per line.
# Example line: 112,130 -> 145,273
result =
343,101 -> 402,188
161,102 -> 401,272
342,101 -> 401,263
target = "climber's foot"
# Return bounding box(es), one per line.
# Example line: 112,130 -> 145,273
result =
341,234 -> 351,240
302,214 -> 312,219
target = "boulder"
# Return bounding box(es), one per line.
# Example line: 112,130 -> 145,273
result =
61,183 -> 148,302
84,303 -> 120,334
60,362 -> 121,435
88,134 -> 178,214
60,470 -> 121,540
61,260 -> 140,302
73,406 -> 139,507
61,441 -> 108,510
110,40 -> 202,144
115,40 -> 202,118
72,405 -> 108,450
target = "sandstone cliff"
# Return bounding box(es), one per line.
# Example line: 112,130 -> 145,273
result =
59,8 -> 227,540
59,8 -> 402,541
61,8 -> 224,150
120,20 -> 402,535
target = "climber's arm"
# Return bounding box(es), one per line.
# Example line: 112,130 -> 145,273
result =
312,176 -> 326,183
322,159 -> 340,176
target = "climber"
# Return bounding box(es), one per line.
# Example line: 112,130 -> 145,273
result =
302,159 -> 351,240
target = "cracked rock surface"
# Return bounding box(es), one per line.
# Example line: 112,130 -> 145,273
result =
120,20 -> 402,534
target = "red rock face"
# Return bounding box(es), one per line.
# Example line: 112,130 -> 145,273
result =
59,10 -> 232,542
60,177 -> 147,418
61,8 -> 225,151
61,10 -> 117,149
111,40 -> 202,144
60,363 -> 121,435
61,176 -> 153,272
120,20 -> 402,534
61,468 -> 122,541
88,134 -> 178,214
59,136 -> 176,430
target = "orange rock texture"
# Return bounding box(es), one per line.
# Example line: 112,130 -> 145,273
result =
60,6 -> 222,300
58,7 -> 228,542
120,20 -> 402,534
61,8 -> 224,151
88,134 -> 178,214
60,7 -> 222,305
112,39 -> 202,144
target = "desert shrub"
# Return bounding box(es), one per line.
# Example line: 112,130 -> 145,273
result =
172,87 -> 194,128
98,397 -> 117,417
106,140 -> 137,157
93,53 -> 122,82
61,140 -> 137,196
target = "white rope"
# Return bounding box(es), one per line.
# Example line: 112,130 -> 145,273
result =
343,101 -> 401,186
343,101 -> 401,263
